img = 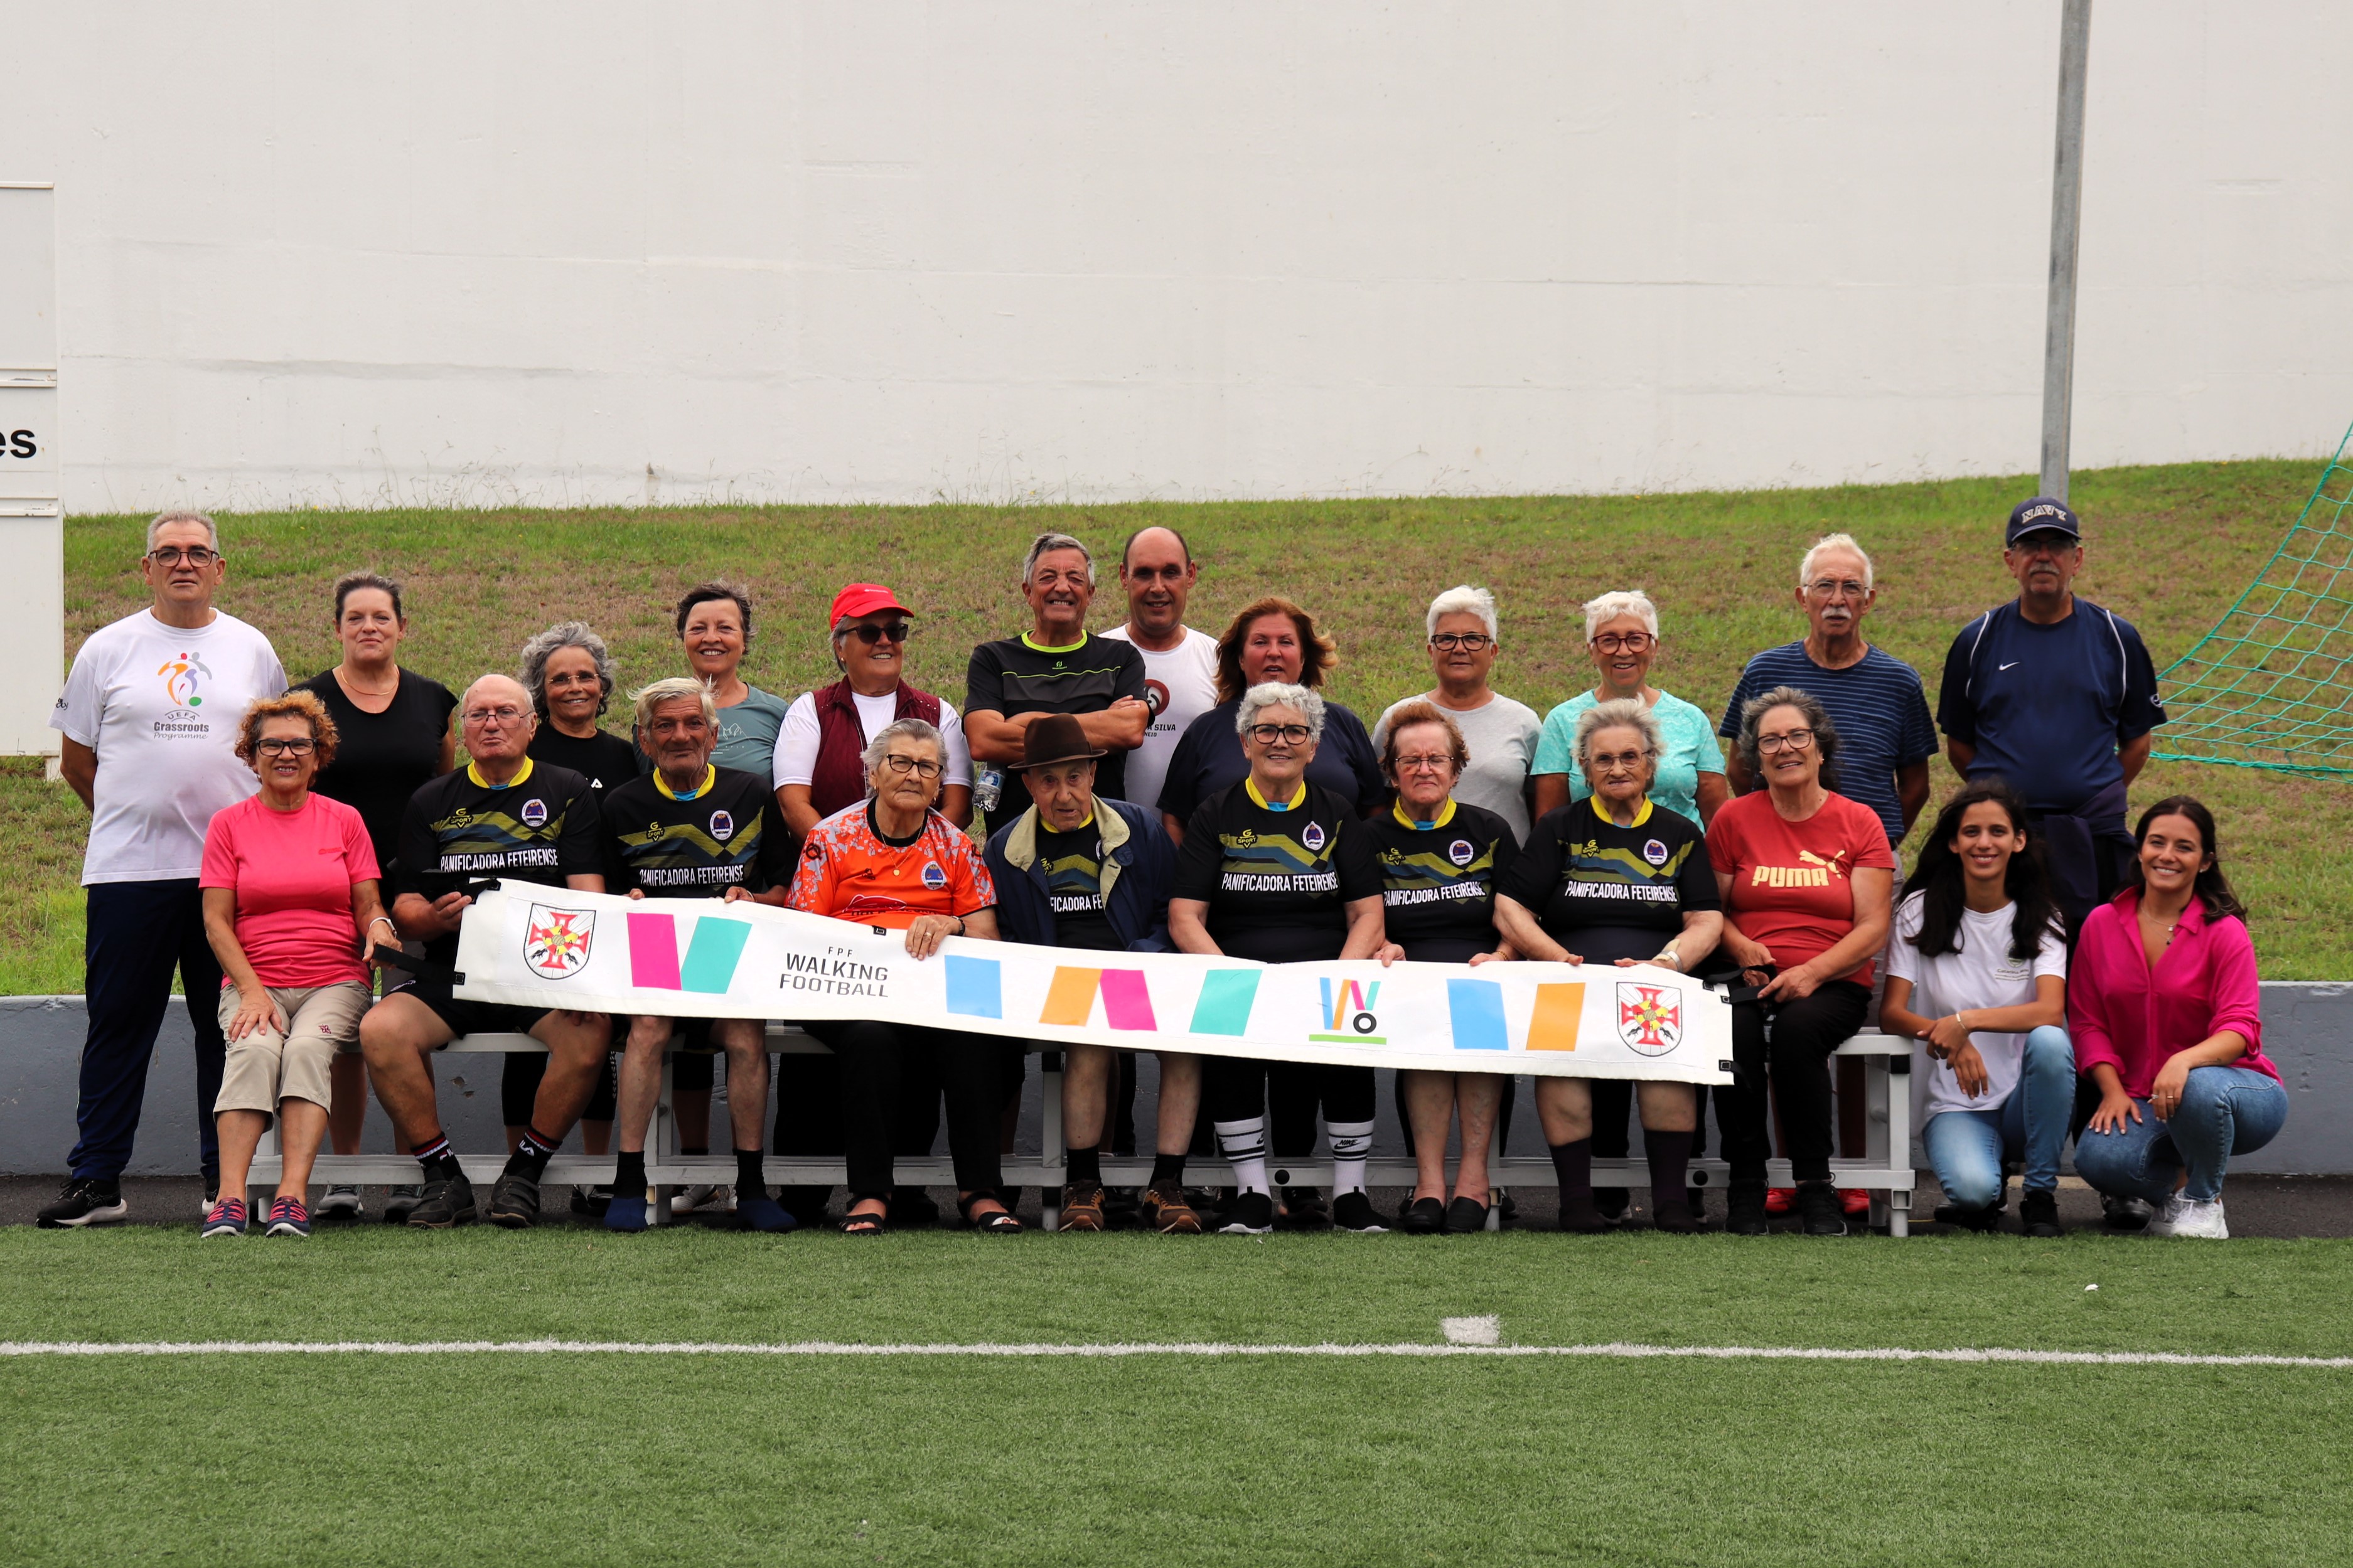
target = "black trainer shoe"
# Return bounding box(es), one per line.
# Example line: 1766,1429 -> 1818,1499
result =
1594,1187 -> 1631,1225
1795,1180 -> 1848,1237
1650,1197 -> 1703,1234
38,1178 -> 127,1229
1217,1190 -> 1276,1235
1935,1200 -> 2004,1233
486,1171 -> 541,1229
407,1174 -> 478,1229
1278,1186 -> 1329,1230
1332,1191 -> 1388,1232
383,1183 -> 426,1224
1724,1180 -> 1769,1237
2020,1188 -> 2062,1237
1557,1192 -> 1610,1234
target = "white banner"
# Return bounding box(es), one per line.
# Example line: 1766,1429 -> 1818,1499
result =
453,885 -> 1732,1084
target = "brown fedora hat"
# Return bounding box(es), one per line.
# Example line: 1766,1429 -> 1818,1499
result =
1010,712 -> 1107,772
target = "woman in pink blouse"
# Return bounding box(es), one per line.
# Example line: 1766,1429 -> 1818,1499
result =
2069,797 -> 2283,1240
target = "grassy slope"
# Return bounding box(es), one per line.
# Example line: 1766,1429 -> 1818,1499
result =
4,459 -> 2347,989
3,1230 -> 2349,1567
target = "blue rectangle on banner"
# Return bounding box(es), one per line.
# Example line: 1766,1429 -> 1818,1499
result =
943,954 -> 1003,1019
1446,978 -> 1509,1050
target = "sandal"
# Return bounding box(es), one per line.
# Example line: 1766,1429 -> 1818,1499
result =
957,1193 -> 1022,1234
840,1200 -> 889,1237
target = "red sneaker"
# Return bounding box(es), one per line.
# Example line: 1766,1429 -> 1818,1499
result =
1764,1187 -> 1794,1215
1839,1187 -> 1870,1217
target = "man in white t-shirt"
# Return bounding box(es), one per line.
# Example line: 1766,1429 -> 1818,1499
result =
40,510 -> 289,1227
1369,585 -> 1542,841
1100,526 -> 1219,819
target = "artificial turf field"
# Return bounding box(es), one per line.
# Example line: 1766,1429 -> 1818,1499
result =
4,1227 -> 2349,1566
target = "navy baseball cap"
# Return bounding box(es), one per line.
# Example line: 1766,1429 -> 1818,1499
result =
2005,496 -> 2082,545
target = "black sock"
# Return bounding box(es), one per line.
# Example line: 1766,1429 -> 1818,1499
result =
1548,1138 -> 1594,1200
735,1148 -> 766,1197
1067,1144 -> 1101,1185
507,1125 -> 561,1180
614,1150 -> 648,1195
1644,1130 -> 1695,1207
1150,1152 -> 1186,1187
412,1134 -> 462,1184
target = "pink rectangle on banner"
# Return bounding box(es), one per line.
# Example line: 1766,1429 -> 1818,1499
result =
1098,968 -> 1157,1031
628,911 -> 682,990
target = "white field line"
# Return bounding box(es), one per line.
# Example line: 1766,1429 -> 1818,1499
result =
0,1339 -> 2348,1368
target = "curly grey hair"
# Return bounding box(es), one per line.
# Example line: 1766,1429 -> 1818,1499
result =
518,621 -> 620,720
1573,697 -> 1663,775
860,717 -> 946,794
1735,684 -> 1842,787
1235,681 -> 1326,742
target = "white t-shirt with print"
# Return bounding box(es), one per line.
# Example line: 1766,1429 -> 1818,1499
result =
1098,624 -> 1218,818
773,690 -> 973,790
51,608 -> 289,885
1373,691 -> 1543,841
1885,890 -> 2067,1124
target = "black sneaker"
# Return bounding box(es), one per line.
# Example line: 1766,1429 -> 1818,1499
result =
383,1183 -> 426,1224
1398,1196 -> 1446,1234
570,1183 -> 615,1217
1594,1187 -> 1631,1225
2101,1193 -> 2154,1232
1795,1181 -> 1848,1237
38,1178 -> 127,1228
1724,1181 -> 1769,1237
1101,1185 -> 1143,1229
1332,1191 -> 1388,1232
1935,1200 -> 2004,1233
1218,1191 -> 1276,1235
1557,1192 -> 1610,1234
1277,1186 -> 1329,1230
407,1174 -> 478,1229
486,1171 -> 541,1229
2020,1188 -> 2062,1237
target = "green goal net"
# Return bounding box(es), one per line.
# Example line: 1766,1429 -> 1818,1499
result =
2155,421 -> 2353,777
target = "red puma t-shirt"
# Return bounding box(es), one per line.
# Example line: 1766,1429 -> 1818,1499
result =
1705,790 -> 1894,984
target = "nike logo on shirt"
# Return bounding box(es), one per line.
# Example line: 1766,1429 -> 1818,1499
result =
1998,661 -> 2020,671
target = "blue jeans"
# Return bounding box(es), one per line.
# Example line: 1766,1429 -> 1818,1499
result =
1921,1025 -> 2075,1208
2073,1064 -> 2288,1204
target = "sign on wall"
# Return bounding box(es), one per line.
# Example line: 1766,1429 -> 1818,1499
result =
0,183 -> 59,760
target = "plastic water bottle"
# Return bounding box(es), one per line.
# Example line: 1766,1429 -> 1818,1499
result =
973,766 -> 1003,814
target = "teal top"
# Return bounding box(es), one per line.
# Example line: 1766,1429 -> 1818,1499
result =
1531,688 -> 1725,826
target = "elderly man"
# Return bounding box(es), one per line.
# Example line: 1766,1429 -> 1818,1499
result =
1939,498 -> 2165,931
965,533 -> 1150,819
1718,533 -> 1936,851
359,674 -> 611,1229
40,510 -> 287,1228
598,676 -> 798,1233
1100,526 -> 1219,818
984,713 -> 1200,1235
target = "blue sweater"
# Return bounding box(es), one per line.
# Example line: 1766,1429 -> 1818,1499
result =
984,796 -> 1176,953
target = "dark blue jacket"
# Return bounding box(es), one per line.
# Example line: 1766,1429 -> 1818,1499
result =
984,796 -> 1174,953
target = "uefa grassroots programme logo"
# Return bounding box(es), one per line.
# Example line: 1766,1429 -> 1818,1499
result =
156,650 -> 213,709
1614,981 -> 1683,1055
524,905 -> 596,979
1310,976 -> 1384,1044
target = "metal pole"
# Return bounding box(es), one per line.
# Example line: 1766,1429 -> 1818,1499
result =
2040,0 -> 2093,502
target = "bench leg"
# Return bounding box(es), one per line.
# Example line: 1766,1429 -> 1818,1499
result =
1041,1056 -> 1063,1234
648,1048 -> 674,1227
1890,1190 -> 1911,1238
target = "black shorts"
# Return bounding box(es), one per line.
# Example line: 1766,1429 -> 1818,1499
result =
389,969 -> 553,1044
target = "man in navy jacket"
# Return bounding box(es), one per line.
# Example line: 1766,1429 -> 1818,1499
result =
984,714 -> 1201,1234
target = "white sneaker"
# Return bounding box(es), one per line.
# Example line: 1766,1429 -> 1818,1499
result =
2163,1198 -> 2228,1239
2143,1194 -> 2192,1236
672,1183 -> 734,1216
317,1185 -> 365,1218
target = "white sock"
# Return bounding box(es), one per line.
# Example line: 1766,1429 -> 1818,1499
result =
1214,1117 -> 1270,1195
1328,1119 -> 1376,1197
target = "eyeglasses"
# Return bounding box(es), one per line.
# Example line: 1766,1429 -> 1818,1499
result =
464,705 -> 527,725
1587,748 -> 1652,771
1429,633 -> 1494,652
1395,753 -> 1454,773
255,738 -> 316,757
1804,579 -> 1869,600
1590,632 -> 1654,654
849,621 -> 911,646
149,547 -> 218,567
881,754 -> 943,778
1246,723 -> 1314,745
1757,729 -> 1816,754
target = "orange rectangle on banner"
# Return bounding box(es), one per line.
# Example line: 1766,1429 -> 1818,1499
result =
1526,982 -> 1584,1050
1039,966 -> 1102,1028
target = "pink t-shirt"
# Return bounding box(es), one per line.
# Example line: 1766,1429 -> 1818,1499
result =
199,793 -> 380,988
2068,888 -> 2275,1099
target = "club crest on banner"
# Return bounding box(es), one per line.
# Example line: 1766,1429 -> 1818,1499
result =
524,905 -> 596,979
1615,982 -> 1683,1055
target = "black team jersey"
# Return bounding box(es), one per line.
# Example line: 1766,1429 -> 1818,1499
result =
1362,799 -> 1519,964
1172,778 -> 1383,964
1034,816 -> 1123,951
965,632 -> 1148,810
600,764 -> 797,899
397,757 -> 604,968
1499,796 -> 1719,965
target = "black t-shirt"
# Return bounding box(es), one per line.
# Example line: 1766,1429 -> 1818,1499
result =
1156,699 -> 1386,823
965,632 -> 1148,809
1172,779 -> 1384,964
1034,816 -> 1123,952
528,724 -> 644,796
1499,798 -> 1719,965
397,759 -> 604,967
1363,801 -> 1519,964
600,765 -> 796,899
296,668 -> 458,878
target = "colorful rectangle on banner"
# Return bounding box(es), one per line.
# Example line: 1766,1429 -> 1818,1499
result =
627,912 -> 682,990
944,954 -> 1003,1019
1039,967 -> 1100,1028
1446,978 -> 1509,1050
679,918 -> 751,994
1189,969 -> 1260,1036
1528,982 -> 1584,1050
1098,968 -> 1157,1031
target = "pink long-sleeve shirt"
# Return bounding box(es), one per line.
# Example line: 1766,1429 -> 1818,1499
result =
2067,888 -> 2275,1100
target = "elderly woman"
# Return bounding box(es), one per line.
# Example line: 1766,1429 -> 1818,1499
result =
775,582 -> 973,835
1496,700 -> 1723,1233
198,693 -> 390,1239
1532,589 -> 1729,829
1169,683 -> 1391,1234
1707,686 -> 1894,1237
783,718 -> 1014,1234
1371,586 -> 1543,841
1364,701 -> 1521,1234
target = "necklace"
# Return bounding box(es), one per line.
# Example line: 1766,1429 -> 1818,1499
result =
337,665 -> 399,698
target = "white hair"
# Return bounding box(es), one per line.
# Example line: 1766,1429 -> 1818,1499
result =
147,509 -> 220,553
1573,698 -> 1664,774
1425,584 -> 1499,641
1799,532 -> 1875,592
1581,589 -> 1660,644
860,718 -> 946,786
631,676 -> 717,735
1235,681 -> 1326,742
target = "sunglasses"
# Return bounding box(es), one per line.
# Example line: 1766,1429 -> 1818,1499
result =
847,621 -> 912,646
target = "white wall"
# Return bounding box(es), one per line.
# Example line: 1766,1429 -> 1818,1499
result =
4,1 -> 2349,511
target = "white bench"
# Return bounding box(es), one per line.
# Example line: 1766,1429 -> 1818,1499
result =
254,1027 -> 1916,1234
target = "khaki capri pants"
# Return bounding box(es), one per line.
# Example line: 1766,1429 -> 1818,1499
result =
212,982 -> 372,1121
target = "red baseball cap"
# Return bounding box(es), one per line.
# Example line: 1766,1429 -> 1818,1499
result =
828,584 -> 914,629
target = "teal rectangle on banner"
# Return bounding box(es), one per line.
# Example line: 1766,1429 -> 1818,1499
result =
1189,969 -> 1260,1037
679,918 -> 752,994
943,954 -> 1003,1019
